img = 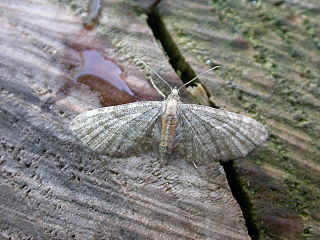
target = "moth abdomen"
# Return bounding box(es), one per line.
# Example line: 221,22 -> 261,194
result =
159,120 -> 175,166
159,114 -> 178,160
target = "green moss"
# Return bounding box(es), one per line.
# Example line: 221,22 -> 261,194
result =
157,1 -> 320,239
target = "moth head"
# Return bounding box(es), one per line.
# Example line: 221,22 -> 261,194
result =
172,87 -> 179,95
167,87 -> 180,100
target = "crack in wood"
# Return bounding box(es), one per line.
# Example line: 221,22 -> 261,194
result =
146,8 -> 260,240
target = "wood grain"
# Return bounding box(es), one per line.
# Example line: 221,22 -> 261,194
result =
154,0 -> 320,239
0,0 -> 250,239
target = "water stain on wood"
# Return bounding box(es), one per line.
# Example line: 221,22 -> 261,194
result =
74,49 -> 135,106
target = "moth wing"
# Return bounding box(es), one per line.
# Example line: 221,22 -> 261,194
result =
70,101 -> 163,156
176,104 -> 268,164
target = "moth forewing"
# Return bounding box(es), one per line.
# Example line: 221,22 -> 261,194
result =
70,101 -> 163,156
70,60 -> 268,165
175,104 -> 268,164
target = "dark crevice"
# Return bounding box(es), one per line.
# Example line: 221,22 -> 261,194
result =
147,12 -> 197,85
146,9 -> 260,240
146,11 -> 219,108
221,161 -> 260,239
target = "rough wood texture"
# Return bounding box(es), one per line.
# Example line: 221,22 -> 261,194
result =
151,0 -> 320,239
0,0 -> 251,239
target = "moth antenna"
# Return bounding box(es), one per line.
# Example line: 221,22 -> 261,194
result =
148,76 -> 166,99
136,58 -> 171,98
178,65 -> 220,90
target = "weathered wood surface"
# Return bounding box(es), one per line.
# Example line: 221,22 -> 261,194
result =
150,0 -> 320,239
0,0 -> 252,239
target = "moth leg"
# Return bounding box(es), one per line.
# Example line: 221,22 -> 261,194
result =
193,162 -> 198,169
159,153 -> 168,166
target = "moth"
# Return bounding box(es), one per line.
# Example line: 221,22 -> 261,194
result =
70,59 -> 268,165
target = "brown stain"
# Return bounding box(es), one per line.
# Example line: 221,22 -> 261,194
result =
262,208 -> 304,239
77,75 -> 135,106
74,49 -> 135,106
56,29 -> 138,107
229,37 -> 251,50
239,161 -> 305,239
57,20 -> 165,109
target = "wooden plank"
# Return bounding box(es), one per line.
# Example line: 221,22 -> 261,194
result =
0,0 -> 250,239
152,0 -> 320,239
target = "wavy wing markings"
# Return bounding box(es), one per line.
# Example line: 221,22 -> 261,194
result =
176,110 -> 209,163
177,104 -> 268,164
70,101 -> 163,156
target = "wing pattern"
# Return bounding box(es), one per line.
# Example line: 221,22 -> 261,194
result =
176,104 -> 268,164
70,101 -> 163,156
